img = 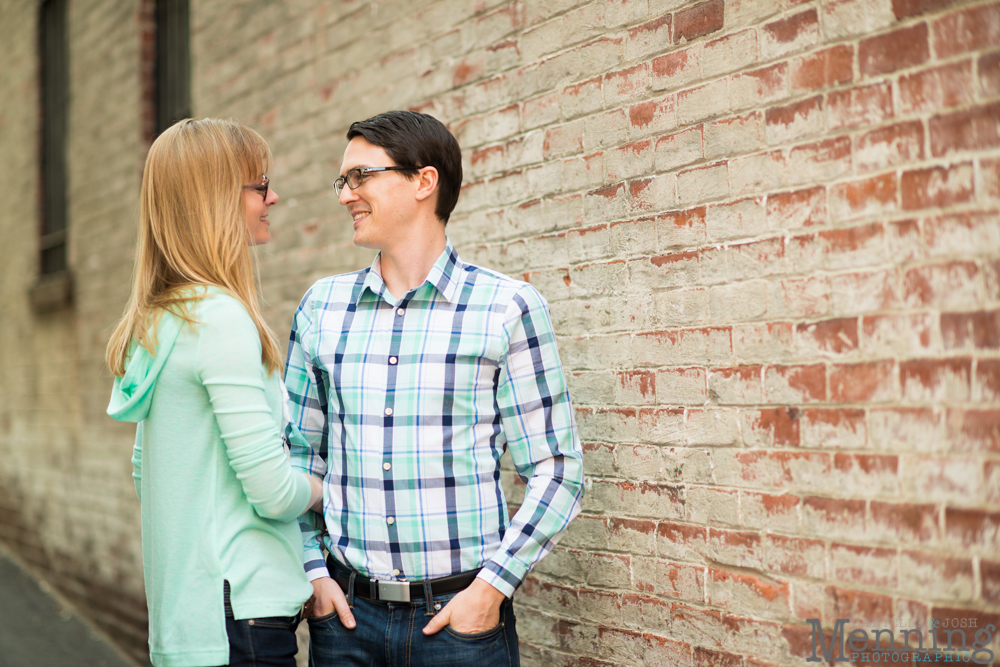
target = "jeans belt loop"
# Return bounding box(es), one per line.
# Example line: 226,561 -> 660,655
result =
376,579 -> 411,603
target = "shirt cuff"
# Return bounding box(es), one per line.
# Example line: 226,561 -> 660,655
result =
477,556 -> 529,598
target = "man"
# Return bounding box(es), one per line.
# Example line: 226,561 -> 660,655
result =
285,110 -> 584,666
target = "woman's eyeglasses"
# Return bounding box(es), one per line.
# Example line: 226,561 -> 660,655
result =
243,175 -> 269,201
334,166 -> 417,196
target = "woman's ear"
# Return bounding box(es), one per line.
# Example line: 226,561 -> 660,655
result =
414,166 -> 439,202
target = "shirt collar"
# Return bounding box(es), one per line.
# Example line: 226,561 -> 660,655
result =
359,237 -> 461,305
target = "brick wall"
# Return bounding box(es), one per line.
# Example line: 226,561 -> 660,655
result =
1,0 -> 998,665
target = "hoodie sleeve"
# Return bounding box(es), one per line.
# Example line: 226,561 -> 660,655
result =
196,296 -> 312,522
132,421 -> 143,502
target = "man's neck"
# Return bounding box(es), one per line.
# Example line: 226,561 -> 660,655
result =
377,225 -> 447,301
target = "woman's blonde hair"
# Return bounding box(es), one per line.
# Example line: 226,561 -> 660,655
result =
107,118 -> 283,377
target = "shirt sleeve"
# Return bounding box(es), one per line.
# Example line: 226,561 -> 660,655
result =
478,284 -> 585,597
284,288 -> 332,580
197,296 -> 313,523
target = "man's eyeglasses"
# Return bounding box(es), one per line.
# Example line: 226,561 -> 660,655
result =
243,175 -> 269,201
334,166 -> 417,197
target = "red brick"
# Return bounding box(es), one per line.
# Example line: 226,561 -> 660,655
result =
765,95 -> 824,145
652,47 -> 700,90
933,3 -> 1000,58
709,365 -> 763,405
766,186 -> 827,229
694,647 -> 742,667
628,15 -> 673,59
628,95 -> 674,132
761,9 -> 819,59
860,313 -> 934,357
829,173 -> 897,221
634,559 -> 705,601
795,317 -> 859,355
766,364 -> 827,402
707,568 -> 790,619
706,527 -> 764,569
655,521 -> 708,562
830,543 -> 898,588
604,63 -> 650,104
900,357 -> 972,403
976,359 -> 1000,402
825,586 -> 895,625
773,276 -> 830,318
800,408 -> 866,449
945,508 -> 1000,550
743,407 -> 802,447
869,501 -> 940,543
982,560 -> 1000,604
946,408 -> 1000,452
801,497 -> 866,539
730,63 -> 788,109
900,550 -> 975,602
764,534 -> 825,578
899,60 -> 975,115
674,0 -> 724,43
901,163 -> 974,211
986,460 -> 1000,505
984,157 -> 1000,201
929,102 -> 1000,157
786,136 -> 851,182
903,261 -> 981,308
829,360 -> 897,403
855,120 -> 924,172
980,50 -> 1000,98
941,309 -> 1000,349
860,23 -> 929,77
827,82 -> 893,131
789,44 -> 853,93
893,0 -> 953,19
742,491 -> 800,531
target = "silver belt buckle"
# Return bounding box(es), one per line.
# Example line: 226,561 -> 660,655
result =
377,579 -> 411,603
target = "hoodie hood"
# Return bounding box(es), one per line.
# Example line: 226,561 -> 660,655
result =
107,311 -> 183,423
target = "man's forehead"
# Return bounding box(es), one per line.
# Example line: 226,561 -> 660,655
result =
342,136 -> 391,167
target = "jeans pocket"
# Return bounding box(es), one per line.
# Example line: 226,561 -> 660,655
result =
306,609 -> 339,624
247,616 -> 297,630
443,619 -> 505,641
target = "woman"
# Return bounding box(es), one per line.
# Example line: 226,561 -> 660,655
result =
106,118 -> 321,667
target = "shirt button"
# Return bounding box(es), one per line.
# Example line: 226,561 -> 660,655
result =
383,462 -> 391,471
389,356 -> 398,365
397,308 -> 405,316
392,569 -> 400,577
384,407 -> 393,416
387,517 -> 395,525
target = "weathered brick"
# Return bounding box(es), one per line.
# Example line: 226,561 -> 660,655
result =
855,120 -> 924,173
932,3 -> 1000,58
830,543 -> 898,588
827,82 -> 893,131
929,102 -> 1000,157
761,9 -> 819,60
901,163 -> 974,211
898,60 -> 975,116
674,0 -> 724,43
829,360 -> 898,403
765,95 -> 824,145
789,44 -> 854,93
858,23 -> 929,77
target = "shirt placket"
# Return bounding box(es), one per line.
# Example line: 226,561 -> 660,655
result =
381,296 -> 408,580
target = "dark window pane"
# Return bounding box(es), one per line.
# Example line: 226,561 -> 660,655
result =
155,0 -> 191,133
40,0 -> 68,276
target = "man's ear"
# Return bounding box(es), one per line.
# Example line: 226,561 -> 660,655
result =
414,166 -> 439,202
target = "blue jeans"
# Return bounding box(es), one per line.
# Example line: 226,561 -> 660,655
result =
221,581 -> 300,667
307,589 -> 519,667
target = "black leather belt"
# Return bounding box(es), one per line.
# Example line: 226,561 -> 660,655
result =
326,556 -> 480,603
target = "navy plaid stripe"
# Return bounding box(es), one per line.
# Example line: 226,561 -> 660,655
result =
286,240 -> 584,597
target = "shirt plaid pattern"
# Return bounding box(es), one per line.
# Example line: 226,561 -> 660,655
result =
284,240 -> 584,597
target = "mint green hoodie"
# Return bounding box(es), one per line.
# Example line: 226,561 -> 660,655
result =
108,290 -> 313,667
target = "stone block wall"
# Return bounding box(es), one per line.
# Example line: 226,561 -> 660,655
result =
0,0 -> 997,664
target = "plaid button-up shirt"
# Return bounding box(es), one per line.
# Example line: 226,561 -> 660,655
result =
284,241 -> 584,596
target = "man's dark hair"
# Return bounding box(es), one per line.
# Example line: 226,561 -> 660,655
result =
346,110 -> 463,224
